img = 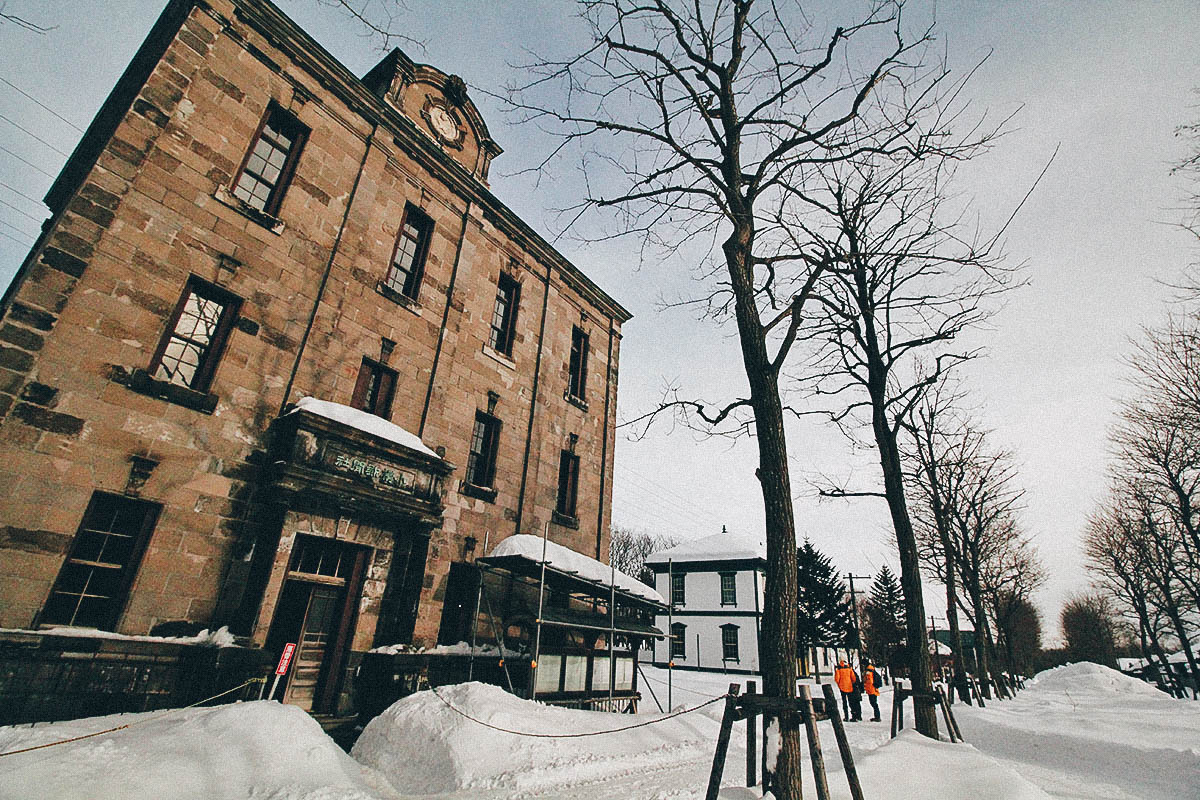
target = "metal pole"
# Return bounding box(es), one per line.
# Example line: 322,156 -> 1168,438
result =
846,573 -> 871,669
531,522 -> 549,699
929,614 -> 940,681
468,531 -> 490,681
667,558 -> 674,711
753,565 -> 762,677
609,555 -> 616,702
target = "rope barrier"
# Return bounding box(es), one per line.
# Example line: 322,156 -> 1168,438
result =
429,686 -> 727,738
0,677 -> 268,758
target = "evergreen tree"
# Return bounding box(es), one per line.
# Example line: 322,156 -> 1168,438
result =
862,565 -> 906,668
796,539 -> 854,651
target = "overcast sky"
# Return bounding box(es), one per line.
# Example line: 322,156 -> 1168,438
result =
1,0 -> 1198,641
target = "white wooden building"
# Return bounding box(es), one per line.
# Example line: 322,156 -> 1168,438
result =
641,531 -> 766,674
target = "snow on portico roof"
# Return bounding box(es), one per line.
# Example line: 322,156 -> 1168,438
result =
291,397 -> 439,459
487,534 -> 666,606
645,531 -> 767,565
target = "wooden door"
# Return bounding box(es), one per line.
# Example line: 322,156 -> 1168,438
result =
283,584 -> 341,709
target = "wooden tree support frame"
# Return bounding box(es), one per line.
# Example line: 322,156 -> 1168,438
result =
889,682 -> 964,743
705,682 -> 866,800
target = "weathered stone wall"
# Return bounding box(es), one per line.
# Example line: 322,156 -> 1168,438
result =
0,0 -> 626,669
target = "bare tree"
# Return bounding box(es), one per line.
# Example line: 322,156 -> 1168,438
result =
1086,498 -> 1188,697
779,76 -> 1027,720
506,0 -> 972,762
905,383 -> 976,700
609,526 -> 678,585
941,435 -> 1024,699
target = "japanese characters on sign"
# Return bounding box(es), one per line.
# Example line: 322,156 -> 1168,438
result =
331,451 -> 414,490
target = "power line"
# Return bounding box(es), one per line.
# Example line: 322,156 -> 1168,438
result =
0,76 -> 85,133
0,144 -> 56,179
0,227 -> 32,247
0,216 -> 35,239
0,178 -> 43,206
0,111 -> 70,157
0,195 -> 41,222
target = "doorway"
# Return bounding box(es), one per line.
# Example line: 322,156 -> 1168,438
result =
266,535 -> 367,712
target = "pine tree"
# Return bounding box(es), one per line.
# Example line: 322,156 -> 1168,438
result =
796,539 -> 854,651
863,565 -> 906,668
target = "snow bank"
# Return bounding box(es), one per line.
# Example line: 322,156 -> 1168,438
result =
292,396 -> 438,458
487,534 -> 666,605
0,701 -> 394,800
1030,661 -> 1167,698
954,661 -> 1200,800
353,681 -> 722,794
850,730 -> 1054,800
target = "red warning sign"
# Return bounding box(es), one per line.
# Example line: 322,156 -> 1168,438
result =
275,642 -> 296,675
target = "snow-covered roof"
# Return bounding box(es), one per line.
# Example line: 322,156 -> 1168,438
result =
645,531 -> 766,565
291,397 -> 439,459
486,534 -> 666,605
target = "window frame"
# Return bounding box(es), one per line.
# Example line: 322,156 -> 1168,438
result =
488,273 -> 521,356
555,448 -> 580,521
383,204 -> 434,302
231,102 -> 308,218
720,572 -> 737,606
721,624 -> 740,662
567,325 -> 589,403
147,276 -> 241,394
465,410 -> 501,490
670,622 -> 686,659
671,571 -> 685,607
350,357 -> 398,419
39,492 -> 161,631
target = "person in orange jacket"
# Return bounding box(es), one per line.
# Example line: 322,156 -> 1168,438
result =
834,659 -> 862,722
863,662 -> 882,721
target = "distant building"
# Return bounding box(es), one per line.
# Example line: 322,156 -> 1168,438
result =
642,531 -> 765,674
0,0 -> 628,720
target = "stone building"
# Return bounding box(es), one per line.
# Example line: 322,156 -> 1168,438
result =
0,0 -> 628,716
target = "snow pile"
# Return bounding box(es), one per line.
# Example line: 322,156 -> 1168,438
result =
352,681 -> 722,794
487,534 -> 666,605
292,396 -> 439,458
0,701 -> 394,800
1,625 -> 237,647
953,662 -> 1200,800
368,640 -> 521,657
1029,660 -> 1167,698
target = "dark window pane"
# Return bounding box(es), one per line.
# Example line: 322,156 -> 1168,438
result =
152,279 -> 238,393
41,493 -> 158,630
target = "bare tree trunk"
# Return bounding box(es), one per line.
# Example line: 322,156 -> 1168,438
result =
969,579 -> 993,700
870,394 -> 938,736
725,228 -> 805,794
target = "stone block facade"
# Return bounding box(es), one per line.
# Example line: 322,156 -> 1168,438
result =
0,0 -> 627,716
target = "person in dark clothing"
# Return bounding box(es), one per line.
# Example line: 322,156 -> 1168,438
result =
863,662 -> 882,722
834,659 -> 862,721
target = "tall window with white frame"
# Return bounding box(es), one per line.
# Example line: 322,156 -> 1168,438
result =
721,624 -> 740,662
489,273 -> 520,356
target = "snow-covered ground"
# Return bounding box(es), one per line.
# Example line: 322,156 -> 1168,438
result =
2,663 -> 1197,799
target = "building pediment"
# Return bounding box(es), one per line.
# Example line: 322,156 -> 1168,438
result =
361,48 -> 502,183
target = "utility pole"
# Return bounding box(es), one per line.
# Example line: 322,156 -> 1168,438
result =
929,615 -> 940,681
846,574 -> 872,669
